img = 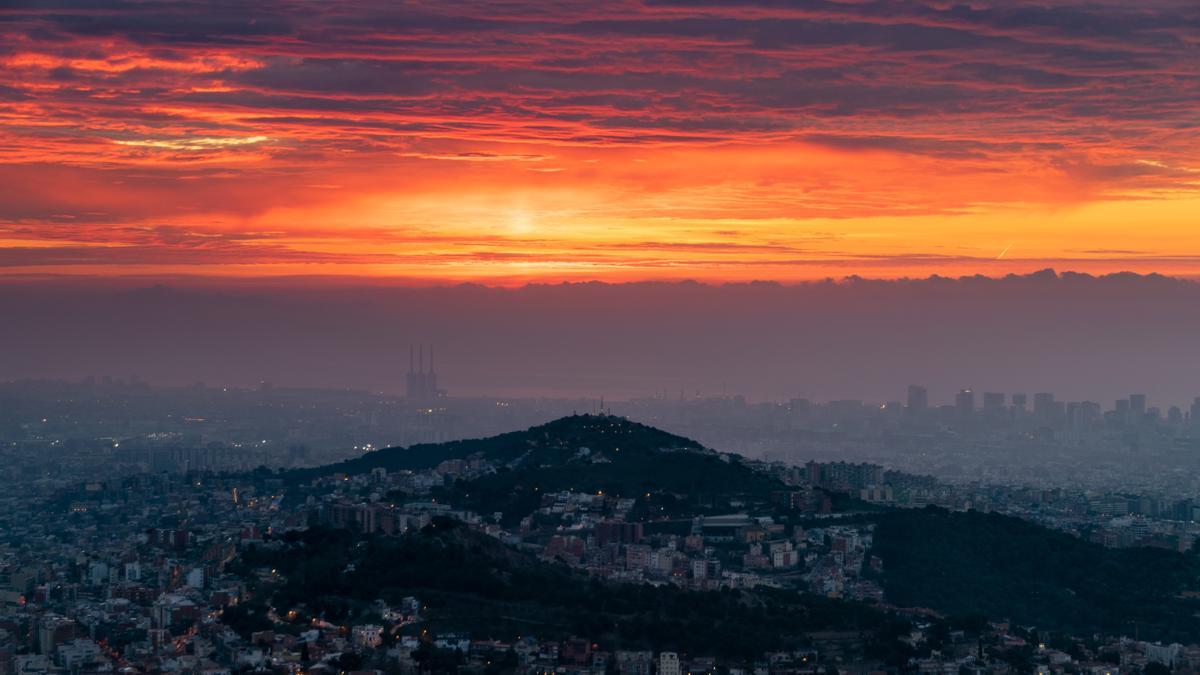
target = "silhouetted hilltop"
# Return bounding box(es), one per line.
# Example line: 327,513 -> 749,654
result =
289,415 -> 785,524
288,414 -> 704,482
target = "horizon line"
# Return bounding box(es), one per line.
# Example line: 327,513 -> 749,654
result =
1,267 -> 1197,291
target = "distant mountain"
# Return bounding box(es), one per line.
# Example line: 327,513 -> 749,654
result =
872,507 -> 1200,642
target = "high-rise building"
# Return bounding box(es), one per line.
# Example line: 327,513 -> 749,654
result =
1033,392 -> 1055,422
789,398 -> 811,418
659,652 -> 681,675
1168,406 -> 1183,425
983,392 -> 1006,416
1067,401 -> 1100,430
906,385 -> 928,415
1130,393 -> 1147,417
955,388 -> 974,419
1012,393 -> 1027,412
1115,398 -> 1131,422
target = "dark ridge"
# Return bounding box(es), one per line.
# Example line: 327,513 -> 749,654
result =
872,507 -> 1200,642
230,519 -> 897,661
284,413 -> 703,483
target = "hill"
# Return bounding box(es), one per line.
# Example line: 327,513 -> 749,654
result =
229,518 -> 908,663
871,507 -> 1200,642
289,414 -> 703,480
289,415 -> 787,522
274,418 -> 1200,646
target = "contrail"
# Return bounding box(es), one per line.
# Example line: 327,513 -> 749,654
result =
996,242 -> 1014,259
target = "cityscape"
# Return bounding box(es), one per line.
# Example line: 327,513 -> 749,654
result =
3,0 -> 1200,673
5,371 -> 1200,672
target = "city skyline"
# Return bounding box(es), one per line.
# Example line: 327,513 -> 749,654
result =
22,371 -> 1200,418
6,2 -> 1200,673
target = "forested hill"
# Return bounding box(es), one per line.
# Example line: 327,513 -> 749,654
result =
872,507 -> 1200,643
285,414 -> 797,526
229,518 -> 904,662
286,414 -> 704,482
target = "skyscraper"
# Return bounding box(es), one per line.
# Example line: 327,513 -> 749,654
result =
1115,398 -> 1131,423
1011,393 -> 1028,415
1130,393 -> 1147,417
906,385 -> 928,416
955,388 -> 975,419
983,392 -> 1006,417
1033,392 -> 1055,422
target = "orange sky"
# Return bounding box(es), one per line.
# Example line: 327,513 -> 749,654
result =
1,0 -> 1198,283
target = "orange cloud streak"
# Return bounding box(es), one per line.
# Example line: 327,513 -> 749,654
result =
1,0 -> 1198,282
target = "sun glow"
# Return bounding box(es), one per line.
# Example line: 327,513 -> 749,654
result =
1,1 -> 1197,282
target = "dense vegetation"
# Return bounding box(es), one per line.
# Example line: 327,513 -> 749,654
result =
289,415 -> 785,523
441,447 -> 784,525
274,417 -> 1200,651
232,520 -> 912,663
286,415 -> 704,482
871,507 -> 1200,642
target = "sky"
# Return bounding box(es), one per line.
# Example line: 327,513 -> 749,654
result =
1,0 -> 1199,283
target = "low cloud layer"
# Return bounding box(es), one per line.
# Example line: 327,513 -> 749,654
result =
6,272 -> 1200,408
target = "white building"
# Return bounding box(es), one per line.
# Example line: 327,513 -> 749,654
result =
659,651 -> 681,675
